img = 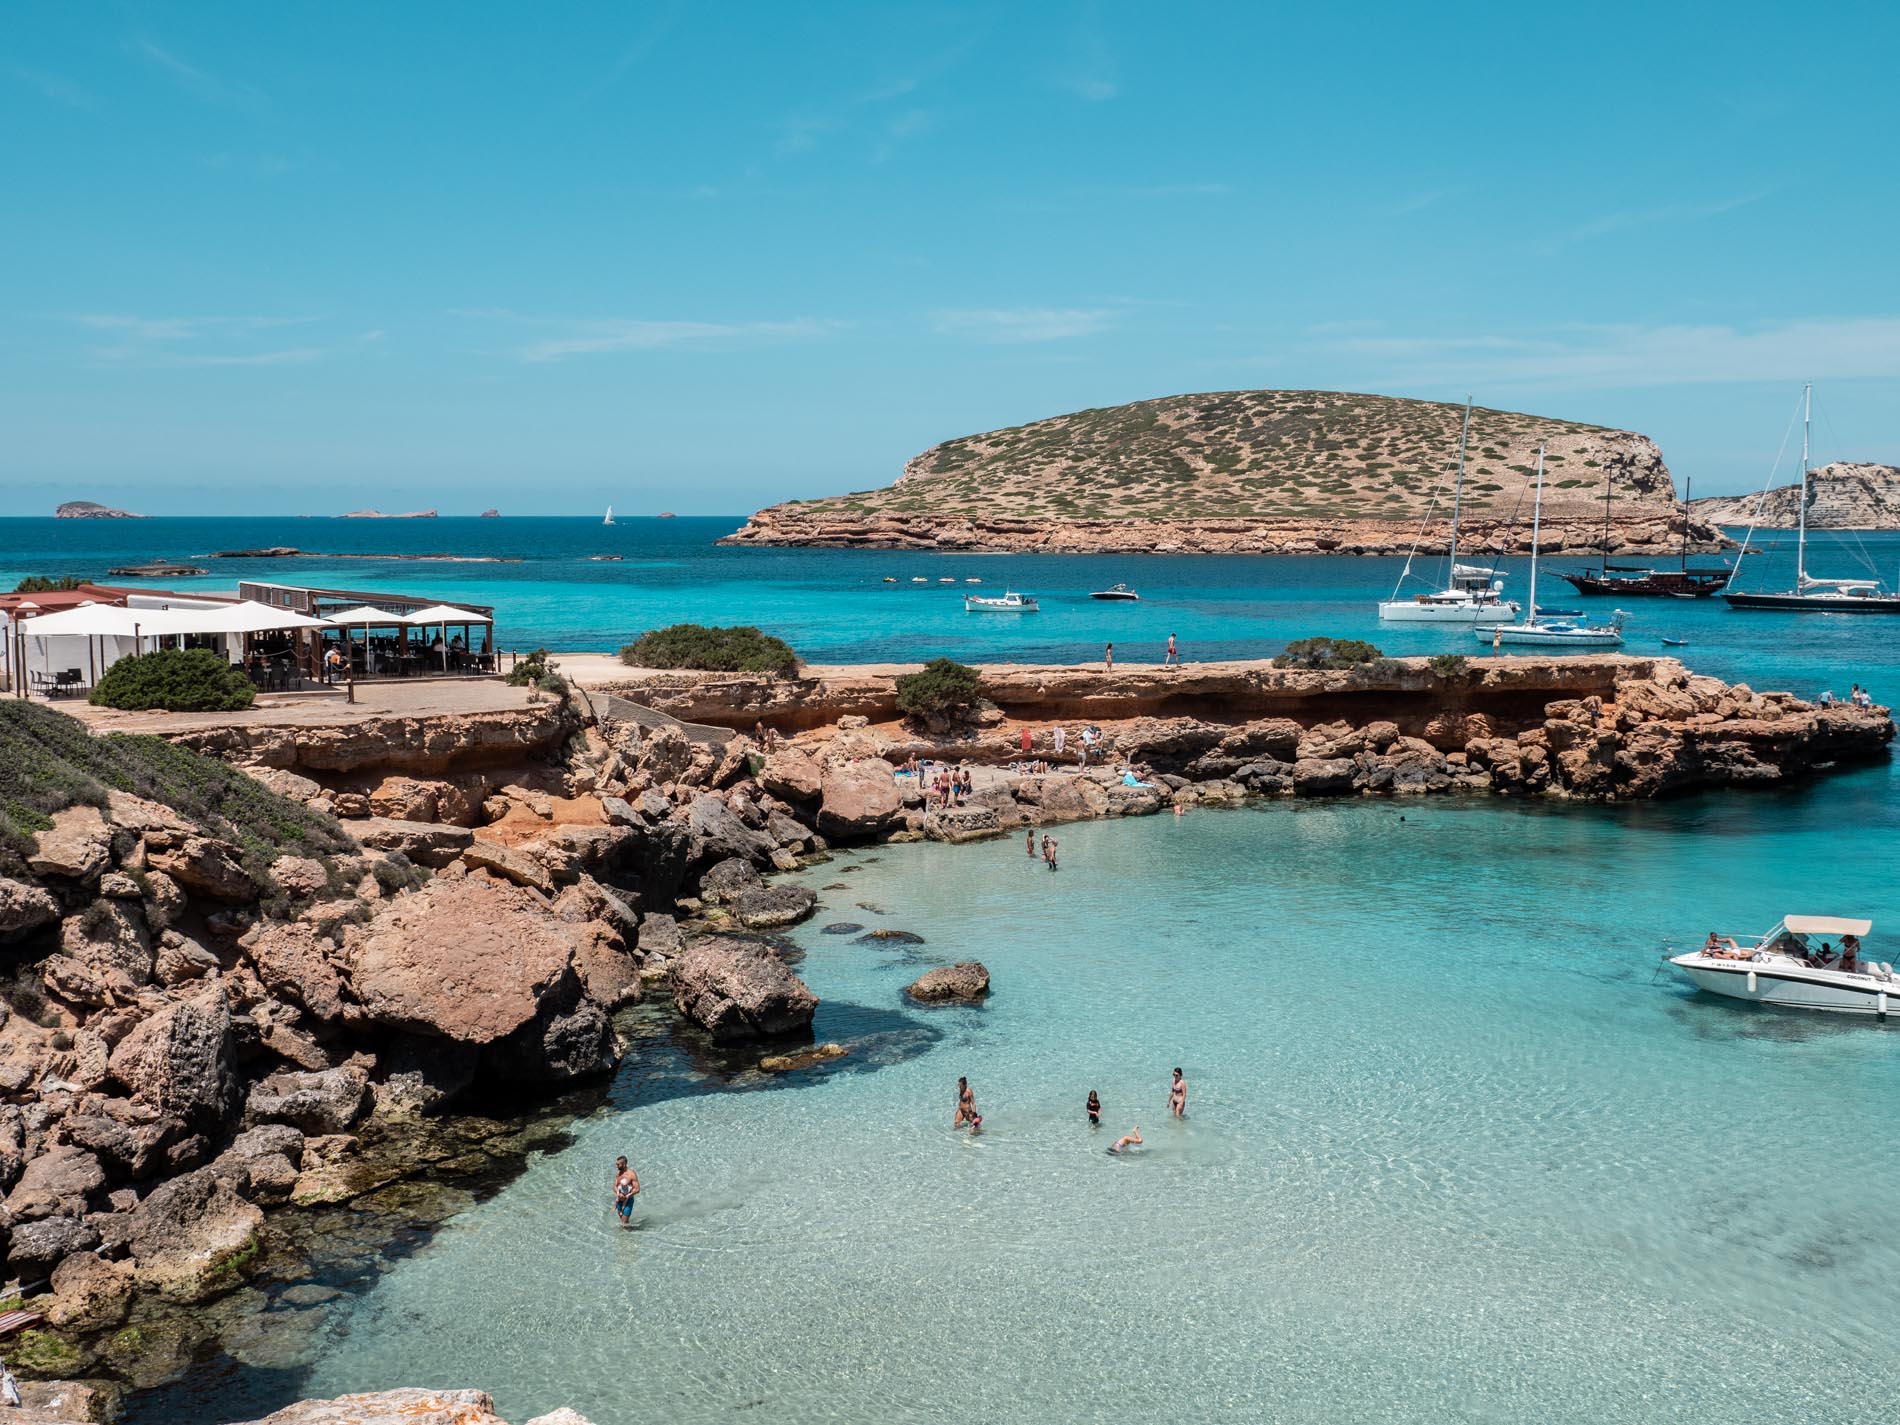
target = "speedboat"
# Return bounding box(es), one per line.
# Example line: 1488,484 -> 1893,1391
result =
1090,584 -> 1140,601
964,590 -> 1039,613
910,577 -> 929,584
1671,915 -> 1897,1016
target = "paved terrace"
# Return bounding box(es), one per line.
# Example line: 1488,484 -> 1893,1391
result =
52,678 -> 541,735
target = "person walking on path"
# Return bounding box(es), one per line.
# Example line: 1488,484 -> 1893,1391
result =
1104,642 -> 1114,671
1168,1068 -> 1187,1119
613,1156 -> 640,1228
1165,633 -> 1178,667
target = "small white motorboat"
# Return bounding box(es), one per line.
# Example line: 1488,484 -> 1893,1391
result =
964,577 -> 982,584
910,577 -> 929,584
964,590 -> 1039,613
1671,914 -> 1896,1016
1090,583 -> 1141,601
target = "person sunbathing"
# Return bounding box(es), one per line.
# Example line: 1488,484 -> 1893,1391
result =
1702,932 -> 1751,960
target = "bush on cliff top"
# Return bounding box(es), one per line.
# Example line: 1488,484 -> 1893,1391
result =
620,623 -> 799,674
1272,637 -> 1384,671
0,699 -> 354,879
895,657 -> 982,723
505,647 -> 568,695
89,647 -> 255,713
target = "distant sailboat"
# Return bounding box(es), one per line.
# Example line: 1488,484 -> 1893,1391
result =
603,505 -> 615,526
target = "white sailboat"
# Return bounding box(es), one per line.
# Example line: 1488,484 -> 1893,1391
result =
1476,445 -> 1626,649
1379,396 -> 1521,625
603,505 -> 615,526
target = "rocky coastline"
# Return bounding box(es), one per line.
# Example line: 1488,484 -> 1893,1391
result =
1,655 -> 1890,1420
1690,461 -> 1900,529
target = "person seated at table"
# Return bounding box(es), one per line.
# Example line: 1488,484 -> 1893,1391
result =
1702,931 -> 1750,960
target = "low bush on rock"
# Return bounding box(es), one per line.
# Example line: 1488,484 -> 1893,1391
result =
0,699 -> 353,878
895,657 -> 982,724
1429,653 -> 1470,677
1272,637 -> 1384,671
504,648 -> 568,695
620,623 -> 799,674
89,647 -> 255,712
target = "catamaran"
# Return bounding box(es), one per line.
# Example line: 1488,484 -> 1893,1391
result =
1475,445 -> 1626,648
1671,915 -> 1897,1016
1723,384 -> 1900,614
1379,396 -> 1521,625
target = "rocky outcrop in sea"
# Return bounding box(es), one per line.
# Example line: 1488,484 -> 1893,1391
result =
1690,462 -> 1900,529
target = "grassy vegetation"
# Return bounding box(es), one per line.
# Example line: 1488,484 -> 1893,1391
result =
0,699 -> 354,880
90,648 -> 255,712
1272,637 -> 1385,671
620,623 -> 799,674
895,657 -> 982,723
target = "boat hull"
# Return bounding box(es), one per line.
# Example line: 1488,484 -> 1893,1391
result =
1723,592 -> 1900,613
1476,627 -> 1623,648
1378,600 -> 1519,625
1558,570 -> 1730,597
1673,957 -> 1896,1015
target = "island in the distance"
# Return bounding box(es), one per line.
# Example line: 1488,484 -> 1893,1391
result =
337,508 -> 438,519
54,499 -> 144,519
1690,462 -> 1900,530
722,388 -> 1727,556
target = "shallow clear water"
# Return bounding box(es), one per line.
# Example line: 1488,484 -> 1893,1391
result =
154,767 -> 1900,1425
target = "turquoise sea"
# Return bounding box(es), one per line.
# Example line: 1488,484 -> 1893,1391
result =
13,518 -> 1899,1423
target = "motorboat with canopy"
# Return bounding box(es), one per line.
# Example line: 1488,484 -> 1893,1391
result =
1670,914 -> 1897,1016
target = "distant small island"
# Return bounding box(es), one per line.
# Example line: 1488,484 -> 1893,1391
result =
337,508 -> 439,519
657,511 -> 677,518
55,500 -> 144,519
210,547 -> 518,563
479,508 -> 501,518
1690,462 -> 1900,530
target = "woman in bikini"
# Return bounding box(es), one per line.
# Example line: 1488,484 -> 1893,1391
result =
954,1076 -> 982,1132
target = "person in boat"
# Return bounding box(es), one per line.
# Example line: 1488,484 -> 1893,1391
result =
1808,941 -> 1839,969
1702,931 -> 1749,960
1840,935 -> 1863,973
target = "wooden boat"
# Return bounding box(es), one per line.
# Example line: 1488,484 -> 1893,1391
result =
1557,473 -> 1730,597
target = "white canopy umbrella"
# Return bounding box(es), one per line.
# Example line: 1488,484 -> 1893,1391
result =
14,603 -> 199,638
405,603 -> 493,625
168,600 -> 328,636
324,605 -> 405,626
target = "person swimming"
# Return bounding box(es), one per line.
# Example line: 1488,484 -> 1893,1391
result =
1109,1126 -> 1143,1154
1086,1090 -> 1101,1127
613,1155 -> 640,1227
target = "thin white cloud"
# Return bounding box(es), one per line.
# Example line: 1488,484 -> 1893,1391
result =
1314,316 -> 1900,390
128,36 -> 264,108
476,315 -> 841,363
67,313 -> 324,367
71,314 -> 315,343
168,348 -> 323,368
9,66 -> 98,109
1545,190 -> 1771,249
933,307 -> 1115,343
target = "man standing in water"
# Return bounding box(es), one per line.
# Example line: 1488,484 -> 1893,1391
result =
613,1156 -> 640,1228
1169,1068 -> 1187,1119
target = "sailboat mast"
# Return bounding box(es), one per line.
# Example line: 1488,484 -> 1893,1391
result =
1681,476 -> 1691,571
1796,382 -> 1811,586
1599,468 -> 1613,576
1527,445 -> 1546,621
1447,396 -> 1472,572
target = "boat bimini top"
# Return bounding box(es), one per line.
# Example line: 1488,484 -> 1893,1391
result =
1777,915 -> 1874,939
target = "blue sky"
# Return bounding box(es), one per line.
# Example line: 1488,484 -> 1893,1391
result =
5,1 -> 1898,516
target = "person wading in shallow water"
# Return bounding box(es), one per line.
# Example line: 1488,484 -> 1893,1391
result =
613,1155 -> 640,1227
1026,827 -> 1036,856
954,1076 -> 982,1133
1169,1068 -> 1187,1119
1086,1090 -> 1102,1128
1109,1126 -> 1143,1155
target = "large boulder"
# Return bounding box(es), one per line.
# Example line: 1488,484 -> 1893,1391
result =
46,1249 -> 134,1330
734,884 -> 818,929
126,1165 -> 264,1299
106,989 -> 237,1131
698,855 -> 763,905
27,804 -> 114,881
816,760 -> 903,840
5,1213 -> 101,1272
227,1390 -> 508,1425
759,747 -> 824,802
1291,757 -> 1358,796
245,1067 -> 368,1135
344,873 -> 585,1046
672,936 -> 818,1042
3,1145 -> 106,1221
57,901 -> 154,998
461,838 -> 556,895
906,961 -> 991,1003
241,921 -> 347,1022
147,833 -> 256,901
352,817 -> 474,868
0,875 -> 60,939
685,794 -> 775,869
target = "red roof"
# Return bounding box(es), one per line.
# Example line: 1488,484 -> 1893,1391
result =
0,583 -> 229,617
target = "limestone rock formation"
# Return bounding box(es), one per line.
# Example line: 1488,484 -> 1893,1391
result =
671,935 -> 819,1041
56,499 -> 145,519
1691,462 -> 1900,529
816,760 -> 903,839
906,961 -> 991,1003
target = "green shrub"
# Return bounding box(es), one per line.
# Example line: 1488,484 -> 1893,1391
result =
1272,637 -> 1385,671
895,657 -> 982,723
505,648 -> 567,694
13,575 -> 84,594
89,648 -> 255,712
1428,653 -> 1470,676
0,699 -> 353,879
619,624 -> 799,674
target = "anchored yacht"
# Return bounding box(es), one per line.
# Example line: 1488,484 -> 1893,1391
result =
1378,395 -> 1521,626
1671,914 -> 1897,1016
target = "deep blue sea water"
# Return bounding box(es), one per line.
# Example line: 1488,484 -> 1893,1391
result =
16,516 -> 1898,1424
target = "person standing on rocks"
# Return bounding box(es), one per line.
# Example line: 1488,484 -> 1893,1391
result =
1168,1068 -> 1187,1119
613,1156 -> 641,1228
1166,633 -> 1178,667
1053,725 -> 1067,757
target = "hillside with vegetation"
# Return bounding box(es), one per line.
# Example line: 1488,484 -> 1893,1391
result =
725,389 -> 1724,556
